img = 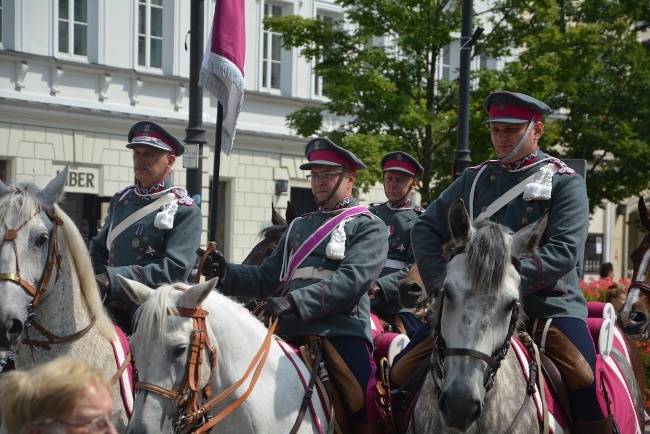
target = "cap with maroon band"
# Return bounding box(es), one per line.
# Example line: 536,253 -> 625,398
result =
482,91 -> 551,124
380,151 -> 423,177
126,121 -> 185,156
299,137 -> 366,171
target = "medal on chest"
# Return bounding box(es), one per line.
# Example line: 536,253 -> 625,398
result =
132,225 -> 144,248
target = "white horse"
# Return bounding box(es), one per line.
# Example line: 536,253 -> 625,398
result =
408,199 -> 643,433
119,276 -> 329,434
0,169 -> 130,432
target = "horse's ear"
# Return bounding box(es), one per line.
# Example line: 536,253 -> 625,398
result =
639,197 -> 650,232
38,165 -> 68,208
449,199 -> 472,244
271,203 -> 287,226
511,210 -> 549,258
178,278 -> 218,309
286,201 -> 298,225
116,274 -> 155,305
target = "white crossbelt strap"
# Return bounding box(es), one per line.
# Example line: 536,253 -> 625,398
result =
384,259 -> 407,269
470,166 -> 555,221
289,267 -> 335,282
107,192 -> 175,253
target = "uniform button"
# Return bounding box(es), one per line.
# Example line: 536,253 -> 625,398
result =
110,243 -> 114,249
321,258 -> 326,263
307,216 -> 313,221
526,207 -> 533,213
490,175 -> 496,181
541,280 -> 545,284
295,233 -> 301,239
139,247 -> 145,252
110,253 -> 115,259
529,285 -> 533,290
318,266 -> 324,271
521,218 -> 528,224
124,200 -> 129,205
293,241 -> 301,248
396,238 -> 401,242
143,236 -> 149,242
136,256 -> 141,261
481,206 -> 487,212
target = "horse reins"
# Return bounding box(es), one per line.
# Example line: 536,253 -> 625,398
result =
0,207 -> 96,349
134,302 -> 279,433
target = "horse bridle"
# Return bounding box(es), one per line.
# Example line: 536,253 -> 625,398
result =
0,207 -> 96,349
430,245 -> 521,397
134,301 -> 278,434
628,235 -> 650,297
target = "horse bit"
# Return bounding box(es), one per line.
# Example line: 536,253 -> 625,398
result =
0,207 -> 96,349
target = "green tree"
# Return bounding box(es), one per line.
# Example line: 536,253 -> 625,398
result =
266,0 -> 650,209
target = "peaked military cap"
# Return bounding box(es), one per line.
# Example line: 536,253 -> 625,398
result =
483,91 -> 551,124
126,121 -> 185,156
380,151 -> 423,177
299,137 -> 367,171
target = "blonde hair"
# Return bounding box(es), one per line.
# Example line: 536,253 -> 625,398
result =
0,357 -> 110,434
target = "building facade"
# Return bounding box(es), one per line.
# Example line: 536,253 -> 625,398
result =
0,0 -> 641,277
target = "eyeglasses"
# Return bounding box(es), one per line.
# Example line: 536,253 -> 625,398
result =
306,171 -> 344,182
57,409 -> 122,433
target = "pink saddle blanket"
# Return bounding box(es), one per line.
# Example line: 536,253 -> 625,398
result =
512,302 -> 642,434
111,325 -> 134,417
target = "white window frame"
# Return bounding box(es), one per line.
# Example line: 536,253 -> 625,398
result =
261,1 -> 286,93
56,0 -> 89,58
137,0 -> 164,70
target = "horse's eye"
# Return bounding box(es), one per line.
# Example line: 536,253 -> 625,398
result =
35,234 -> 49,247
506,300 -> 519,312
172,345 -> 187,358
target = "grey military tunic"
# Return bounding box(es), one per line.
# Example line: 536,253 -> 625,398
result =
90,177 -> 203,304
411,151 -> 589,321
368,201 -> 423,317
220,199 -> 388,344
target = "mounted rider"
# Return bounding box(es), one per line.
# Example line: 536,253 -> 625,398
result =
90,121 -> 202,333
368,152 -> 426,338
201,137 -> 389,433
393,91 -> 613,433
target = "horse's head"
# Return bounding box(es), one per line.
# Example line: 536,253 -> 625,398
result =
433,199 -> 547,431
618,197 -> 650,340
120,276 -> 218,433
242,201 -> 296,265
0,169 -> 67,349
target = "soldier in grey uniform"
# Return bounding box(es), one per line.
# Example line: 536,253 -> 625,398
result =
90,121 -> 202,332
393,92 -> 610,433
369,152 -> 425,337
202,137 -> 389,433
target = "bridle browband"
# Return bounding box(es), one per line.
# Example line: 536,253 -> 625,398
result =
430,244 -> 521,396
0,206 -> 96,349
134,299 -> 279,434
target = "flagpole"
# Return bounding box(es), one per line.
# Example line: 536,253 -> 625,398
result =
185,0 -> 206,206
208,102 -> 223,242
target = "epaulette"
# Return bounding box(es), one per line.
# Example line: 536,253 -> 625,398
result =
368,202 -> 385,208
300,211 -> 315,218
116,185 -> 136,201
171,188 -> 195,207
548,158 -> 576,175
468,160 -> 499,171
414,205 -> 425,214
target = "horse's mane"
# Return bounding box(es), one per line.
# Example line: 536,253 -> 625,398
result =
465,219 -> 512,294
259,222 -> 288,240
56,204 -> 115,340
0,182 -> 115,341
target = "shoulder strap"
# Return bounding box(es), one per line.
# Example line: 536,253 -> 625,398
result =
280,206 -> 370,282
107,192 -> 175,252
471,164 -> 556,222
